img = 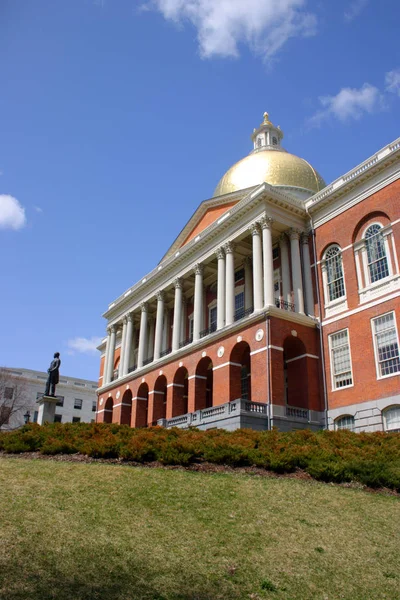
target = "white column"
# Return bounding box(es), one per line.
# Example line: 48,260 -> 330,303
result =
137,303 -> 148,369
123,313 -> 134,375
243,256 -> 253,310
103,329 -> 112,385
279,234 -> 291,305
193,264 -> 204,341
162,308 -> 171,352
225,242 -> 235,326
147,318 -> 155,360
216,247 -> 226,330
172,278 -> 183,351
261,216 -> 274,307
154,291 -> 165,360
119,319 -> 127,378
289,229 -> 305,314
181,297 -> 187,344
301,233 -> 314,316
250,223 -> 263,311
106,325 -> 117,383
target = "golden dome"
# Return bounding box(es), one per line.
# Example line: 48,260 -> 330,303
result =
214,149 -> 326,197
213,112 -> 325,198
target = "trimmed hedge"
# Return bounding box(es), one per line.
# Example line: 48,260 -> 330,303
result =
1,423 -> 399,491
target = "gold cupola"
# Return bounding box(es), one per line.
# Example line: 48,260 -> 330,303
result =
213,112 -> 325,200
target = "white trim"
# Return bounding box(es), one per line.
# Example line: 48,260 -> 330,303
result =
286,353 -> 319,363
167,382 -> 185,388
213,361 -> 242,371
328,328 -> 354,391
250,346 -> 267,356
269,345 -> 284,352
188,374 -> 207,380
371,310 -> 400,381
133,396 -> 148,401
112,402 -> 132,409
148,390 -> 165,395
322,289 -> 400,326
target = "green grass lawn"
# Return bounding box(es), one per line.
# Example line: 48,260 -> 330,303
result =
0,458 -> 399,600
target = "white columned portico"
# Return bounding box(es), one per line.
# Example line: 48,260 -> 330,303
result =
193,264 -> 204,341
243,256 -> 253,310
224,242 -> 235,326
105,325 -> 117,384
250,223 -> 263,311
216,247 -> 226,330
154,291 -> 165,360
172,278 -> 183,351
279,234 -> 291,305
147,318 -> 155,360
289,229 -> 305,314
261,216 -> 274,307
162,308 -> 171,352
181,297 -> 187,344
122,313 -> 134,376
301,233 -> 315,316
137,303 -> 148,369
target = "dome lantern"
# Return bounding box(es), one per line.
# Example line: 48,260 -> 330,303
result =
251,111 -> 284,151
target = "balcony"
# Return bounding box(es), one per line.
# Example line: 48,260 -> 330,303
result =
179,336 -> 193,349
160,347 -> 172,358
275,298 -> 295,311
200,323 -> 217,339
234,306 -> 254,322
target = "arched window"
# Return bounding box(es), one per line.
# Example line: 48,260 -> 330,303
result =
272,136 -> 278,146
257,137 -> 263,148
364,224 -> 389,283
324,245 -> 345,302
384,406 -> 400,432
335,415 -> 354,431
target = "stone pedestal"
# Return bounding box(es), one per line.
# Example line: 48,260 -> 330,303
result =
36,395 -> 58,425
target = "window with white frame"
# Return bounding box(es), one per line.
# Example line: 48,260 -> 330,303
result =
74,398 -> 83,410
335,415 -> 354,431
372,312 -> 400,378
323,245 -> 346,303
235,291 -> 245,319
209,305 -> 217,331
329,329 -> 353,389
384,406 -> 400,432
188,315 -> 194,341
365,224 -> 389,283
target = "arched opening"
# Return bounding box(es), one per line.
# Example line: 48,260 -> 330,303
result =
152,375 -> 167,425
229,342 -> 251,402
283,336 -> 307,408
194,357 -> 214,410
136,383 -> 149,428
120,389 -> 132,425
172,367 -> 189,417
104,397 -> 113,423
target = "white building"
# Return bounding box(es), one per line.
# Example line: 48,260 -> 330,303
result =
2,368 -> 98,429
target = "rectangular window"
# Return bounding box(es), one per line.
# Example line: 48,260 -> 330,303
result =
74,398 -> 83,410
74,382 -> 85,387
33,411 -> 38,423
54,414 -> 62,423
0,405 -> 11,424
329,329 -> 353,389
188,316 -> 194,340
235,291 -> 245,318
92,401 -> 97,412
72,416 -> 81,423
56,396 -> 64,407
209,306 -> 217,330
234,268 -> 244,283
4,387 -> 14,400
372,312 -> 400,377
273,246 -> 279,260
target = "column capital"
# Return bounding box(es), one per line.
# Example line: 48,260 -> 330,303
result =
156,290 -> 165,301
126,312 -> 134,323
140,302 -> 148,313
249,222 -> 261,236
215,247 -> 225,260
300,232 -> 310,245
107,324 -> 116,335
260,216 -> 274,230
289,228 -> 302,241
174,277 -> 183,289
224,241 -> 235,254
279,233 -> 288,245
194,263 -> 204,276
243,255 -> 252,268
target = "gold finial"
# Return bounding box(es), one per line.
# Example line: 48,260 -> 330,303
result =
261,111 -> 272,126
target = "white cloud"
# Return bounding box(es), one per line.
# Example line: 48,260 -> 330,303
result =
34,206 -> 43,213
344,0 -> 368,22
146,0 -> 317,60
0,194 -> 27,230
385,68 -> 400,97
308,83 -> 384,127
67,337 -> 103,355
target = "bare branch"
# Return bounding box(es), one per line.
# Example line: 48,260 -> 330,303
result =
0,368 -> 31,429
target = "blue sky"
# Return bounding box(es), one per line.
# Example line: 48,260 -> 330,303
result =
1,0 -> 399,381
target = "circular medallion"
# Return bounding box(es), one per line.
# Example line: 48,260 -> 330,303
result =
159,370 -> 163,376
126,385 -> 129,390
99,397 -> 103,406
116,391 -> 120,400
237,336 -> 242,343
202,351 -> 207,358
291,329 -> 298,337
255,328 -> 264,342
142,377 -> 145,383
179,361 -> 183,367
217,346 -> 225,358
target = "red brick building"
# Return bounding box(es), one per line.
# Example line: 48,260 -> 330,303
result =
96,113 -> 400,433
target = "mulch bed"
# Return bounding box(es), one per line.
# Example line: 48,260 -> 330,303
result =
1,450 -> 398,497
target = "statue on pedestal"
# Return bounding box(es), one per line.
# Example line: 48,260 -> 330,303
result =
45,352 -> 61,397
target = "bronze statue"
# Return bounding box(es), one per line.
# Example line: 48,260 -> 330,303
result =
45,352 -> 61,397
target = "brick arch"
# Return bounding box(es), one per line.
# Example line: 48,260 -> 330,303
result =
171,367 -> 189,417
319,241 -> 342,262
134,382 -> 149,428
229,342 -> 251,402
352,211 -> 391,244
104,396 -> 113,423
120,389 -> 132,426
194,356 -> 213,410
283,336 -> 308,409
150,375 -> 167,425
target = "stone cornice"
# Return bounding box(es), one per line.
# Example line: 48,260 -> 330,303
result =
306,137 -> 400,215
97,306 -> 317,394
103,183 -> 308,322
